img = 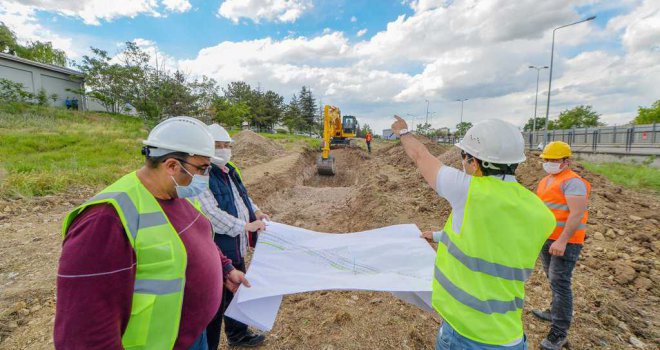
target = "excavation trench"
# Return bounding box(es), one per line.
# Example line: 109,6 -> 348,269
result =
257,148 -> 367,232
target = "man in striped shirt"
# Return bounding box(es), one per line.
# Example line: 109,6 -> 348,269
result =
197,124 -> 268,349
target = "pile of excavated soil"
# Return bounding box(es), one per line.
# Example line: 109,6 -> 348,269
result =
231,130 -> 286,169
0,136 -> 658,350
336,143 -> 659,349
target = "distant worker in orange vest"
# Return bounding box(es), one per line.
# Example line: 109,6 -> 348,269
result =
534,141 -> 591,350
365,131 -> 373,153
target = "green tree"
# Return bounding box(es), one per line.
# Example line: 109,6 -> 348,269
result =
554,105 -> 603,129
283,94 -> 301,133
415,122 -> 432,136
0,23 -> 67,66
633,100 -> 660,125
456,121 -> 473,136
15,41 -> 67,66
75,47 -> 127,113
523,117 -> 548,132
212,97 -> 249,128
0,22 -> 17,53
259,90 -> 284,130
298,86 -> 317,132
0,78 -> 33,102
36,88 -> 48,106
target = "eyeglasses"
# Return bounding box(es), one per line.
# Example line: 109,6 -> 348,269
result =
176,158 -> 211,176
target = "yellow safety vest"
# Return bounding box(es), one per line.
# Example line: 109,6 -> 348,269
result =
62,171 -> 206,349
432,176 -> 555,344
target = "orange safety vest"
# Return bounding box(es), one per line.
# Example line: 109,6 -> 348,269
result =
537,169 -> 591,244
366,133 -> 372,142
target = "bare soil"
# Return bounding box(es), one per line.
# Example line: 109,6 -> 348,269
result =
0,134 -> 657,349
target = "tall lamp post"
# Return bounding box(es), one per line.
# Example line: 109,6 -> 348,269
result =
406,113 -> 417,132
529,65 -> 549,144
456,98 -> 468,136
543,15 -> 596,146
425,99 -> 430,124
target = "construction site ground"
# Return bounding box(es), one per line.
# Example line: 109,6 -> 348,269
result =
0,131 -> 658,349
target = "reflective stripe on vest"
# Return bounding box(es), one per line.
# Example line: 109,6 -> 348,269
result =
556,221 -> 587,230
537,170 -> 591,244
432,176 -> 556,345
135,279 -> 184,295
85,192 -> 168,239
436,231 -> 533,282
63,172 -> 194,349
435,267 -> 524,314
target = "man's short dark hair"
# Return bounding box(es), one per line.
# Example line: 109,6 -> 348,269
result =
142,147 -> 190,169
463,151 -> 519,177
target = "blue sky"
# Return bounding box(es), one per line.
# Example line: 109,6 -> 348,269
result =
37,0 -> 412,60
1,0 -> 658,132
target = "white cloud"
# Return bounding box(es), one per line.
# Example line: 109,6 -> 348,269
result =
5,0 -> 657,133
0,2 -> 77,56
357,28 -> 368,37
218,0 -> 313,24
161,0 -> 192,13
177,0 -> 660,132
4,0 -> 193,26
350,16 -> 357,23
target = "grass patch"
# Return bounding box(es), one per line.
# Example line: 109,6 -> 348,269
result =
228,128 -> 321,150
0,104 -> 146,197
581,161 -> 660,193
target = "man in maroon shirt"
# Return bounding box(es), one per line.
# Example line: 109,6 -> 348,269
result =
55,117 -> 250,350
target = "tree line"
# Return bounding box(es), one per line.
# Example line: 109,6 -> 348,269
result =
0,22 -> 67,67
74,41 -> 322,131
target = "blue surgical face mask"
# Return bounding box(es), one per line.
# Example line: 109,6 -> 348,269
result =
172,163 -> 209,198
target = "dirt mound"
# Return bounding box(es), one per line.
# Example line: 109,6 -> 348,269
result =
231,130 -> 286,168
0,137 -> 658,350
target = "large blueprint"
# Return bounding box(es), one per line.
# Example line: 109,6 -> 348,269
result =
225,221 -> 436,331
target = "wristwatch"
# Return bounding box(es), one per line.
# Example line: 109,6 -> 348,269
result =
399,128 -> 410,137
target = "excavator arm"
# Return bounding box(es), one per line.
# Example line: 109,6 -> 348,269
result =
317,105 -> 341,175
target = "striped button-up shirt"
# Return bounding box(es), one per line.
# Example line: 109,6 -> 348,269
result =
197,167 -> 260,258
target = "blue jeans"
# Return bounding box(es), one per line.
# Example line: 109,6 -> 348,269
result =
435,323 -> 527,350
539,239 -> 582,336
189,331 -> 208,350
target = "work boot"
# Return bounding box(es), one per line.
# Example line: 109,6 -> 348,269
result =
228,331 -> 266,348
540,329 -> 568,350
532,308 -> 552,322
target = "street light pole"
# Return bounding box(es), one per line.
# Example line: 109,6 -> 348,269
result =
543,15 -> 596,146
425,99 -> 430,124
456,98 -> 468,136
529,65 -> 549,138
406,113 -> 416,132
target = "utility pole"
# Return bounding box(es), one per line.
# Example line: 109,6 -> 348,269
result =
529,65 -> 549,141
456,98 -> 468,136
543,15 -> 596,146
425,99 -> 430,124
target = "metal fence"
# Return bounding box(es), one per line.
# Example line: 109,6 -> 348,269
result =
436,124 -> 660,156
523,123 -> 660,155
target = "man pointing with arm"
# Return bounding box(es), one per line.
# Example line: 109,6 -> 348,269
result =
391,116 -> 555,349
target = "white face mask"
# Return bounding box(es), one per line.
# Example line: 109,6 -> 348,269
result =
543,161 -> 563,174
212,148 -> 232,166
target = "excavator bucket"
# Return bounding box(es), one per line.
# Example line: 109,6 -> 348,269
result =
317,155 -> 336,176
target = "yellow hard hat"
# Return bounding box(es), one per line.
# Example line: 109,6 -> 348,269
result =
540,141 -> 572,159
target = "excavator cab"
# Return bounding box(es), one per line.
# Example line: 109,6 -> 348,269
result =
342,115 -> 357,135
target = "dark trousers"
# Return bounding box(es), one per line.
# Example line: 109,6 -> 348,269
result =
366,141 -> 371,153
539,239 -> 583,336
206,260 -> 249,350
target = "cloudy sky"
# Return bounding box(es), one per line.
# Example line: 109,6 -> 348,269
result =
2,0 -> 658,133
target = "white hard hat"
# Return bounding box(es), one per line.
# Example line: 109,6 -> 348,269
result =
143,116 -> 215,158
455,119 -> 526,164
208,123 -> 232,142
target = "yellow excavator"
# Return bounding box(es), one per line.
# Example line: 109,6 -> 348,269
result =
317,105 -> 358,175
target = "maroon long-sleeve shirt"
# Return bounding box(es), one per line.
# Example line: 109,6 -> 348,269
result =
55,198 -> 234,349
